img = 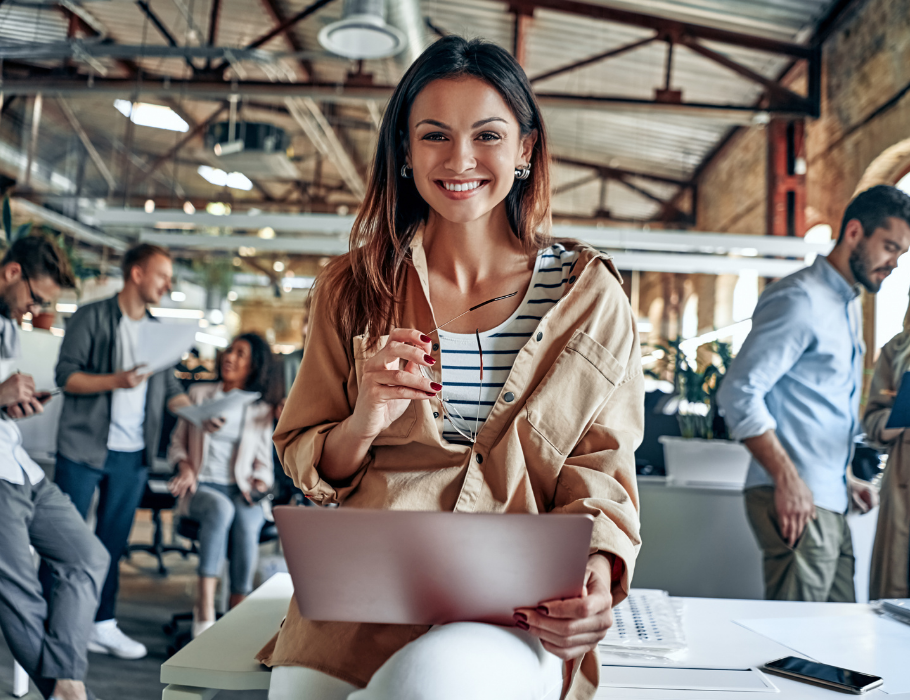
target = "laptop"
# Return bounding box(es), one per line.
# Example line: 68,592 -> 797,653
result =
273,506 -> 594,626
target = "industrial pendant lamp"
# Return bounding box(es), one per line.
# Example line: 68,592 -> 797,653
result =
318,0 -> 407,59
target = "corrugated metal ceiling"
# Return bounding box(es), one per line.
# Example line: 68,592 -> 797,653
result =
0,0 -> 842,223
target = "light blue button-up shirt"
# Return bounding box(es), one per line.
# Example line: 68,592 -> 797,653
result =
717,256 -> 864,513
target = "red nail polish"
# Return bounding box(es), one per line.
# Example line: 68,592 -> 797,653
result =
426,392 -> 436,397
430,382 -> 443,391
515,620 -> 529,631
420,334 -> 432,343
536,605 -> 549,615
513,612 -> 527,623
424,354 -> 436,364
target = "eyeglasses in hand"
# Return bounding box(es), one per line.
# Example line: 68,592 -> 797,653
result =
420,292 -> 517,444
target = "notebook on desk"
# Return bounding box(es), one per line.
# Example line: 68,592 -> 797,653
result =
273,507 -> 594,626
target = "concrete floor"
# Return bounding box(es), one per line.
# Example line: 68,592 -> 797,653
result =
0,510 -> 271,700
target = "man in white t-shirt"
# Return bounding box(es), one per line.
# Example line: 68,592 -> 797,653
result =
0,236 -> 109,700
52,244 -> 191,660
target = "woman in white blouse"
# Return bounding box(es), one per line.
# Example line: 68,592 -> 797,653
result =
168,333 -> 275,636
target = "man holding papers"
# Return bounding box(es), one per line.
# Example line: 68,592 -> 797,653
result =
52,244 -> 191,660
719,186 -> 910,603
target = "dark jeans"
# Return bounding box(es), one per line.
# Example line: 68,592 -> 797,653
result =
50,450 -> 147,622
0,476 -> 108,698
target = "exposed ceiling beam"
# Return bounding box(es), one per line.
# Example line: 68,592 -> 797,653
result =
606,251 -> 805,276
509,0 -> 813,58
530,34 -> 658,84
0,77 -> 812,121
250,0 -> 363,200
256,0 -> 314,80
616,177 -> 670,207
554,156 -> 691,187
679,36 -> 815,115
512,6 -> 532,67
219,0 -> 336,67
55,96 -> 118,192
144,102 -> 229,178
12,199 -> 128,251
140,231 -> 350,255
205,0 -> 222,71
90,209 -> 833,257
135,0 -> 196,72
553,173 -> 600,196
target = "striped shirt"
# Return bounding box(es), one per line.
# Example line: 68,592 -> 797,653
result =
438,243 -> 579,445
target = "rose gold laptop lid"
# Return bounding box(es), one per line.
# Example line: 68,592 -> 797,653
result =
273,507 -> 594,626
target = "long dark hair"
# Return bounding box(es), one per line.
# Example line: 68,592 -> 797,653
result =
219,332 -> 272,398
319,35 -> 552,360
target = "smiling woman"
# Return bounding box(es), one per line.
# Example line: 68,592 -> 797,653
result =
263,36 -> 644,700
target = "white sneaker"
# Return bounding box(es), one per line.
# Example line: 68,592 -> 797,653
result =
192,607 -> 216,639
87,619 -> 147,660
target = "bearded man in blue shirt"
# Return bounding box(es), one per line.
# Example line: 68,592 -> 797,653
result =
718,185 -> 910,602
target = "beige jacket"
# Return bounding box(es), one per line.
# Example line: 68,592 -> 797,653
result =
864,331 -> 910,600
167,381 -> 275,494
258,233 -> 644,700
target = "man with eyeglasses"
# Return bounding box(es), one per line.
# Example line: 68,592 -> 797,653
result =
0,235 -> 109,700
49,243 -> 191,660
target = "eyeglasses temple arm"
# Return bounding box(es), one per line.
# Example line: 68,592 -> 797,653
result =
425,291 -> 519,336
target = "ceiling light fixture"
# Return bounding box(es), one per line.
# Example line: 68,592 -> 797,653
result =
183,201 -> 196,215
144,199 -> 155,214
318,0 -> 407,59
114,100 -> 189,132
197,165 -> 253,191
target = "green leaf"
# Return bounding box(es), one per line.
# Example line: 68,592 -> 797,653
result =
14,223 -> 31,241
2,198 -> 10,242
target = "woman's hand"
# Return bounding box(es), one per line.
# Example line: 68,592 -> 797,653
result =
202,416 -> 226,434
168,462 -> 198,498
348,328 -> 440,441
513,553 -> 616,661
242,478 -> 269,505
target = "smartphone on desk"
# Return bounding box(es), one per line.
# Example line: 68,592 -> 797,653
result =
763,656 -> 883,694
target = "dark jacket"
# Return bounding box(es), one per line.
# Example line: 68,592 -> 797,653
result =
56,294 -> 185,469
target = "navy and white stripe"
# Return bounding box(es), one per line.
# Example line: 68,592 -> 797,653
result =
438,243 -> 579,445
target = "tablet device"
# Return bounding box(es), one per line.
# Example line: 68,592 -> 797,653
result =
885,371 -> 910,430
273,507 -> 594,626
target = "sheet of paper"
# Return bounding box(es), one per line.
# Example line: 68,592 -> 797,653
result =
600,665 -> 778,692
735,615 -> 910,694
174,389 -> 261,428
136,322 -> 199,375
885,371 -> 910,429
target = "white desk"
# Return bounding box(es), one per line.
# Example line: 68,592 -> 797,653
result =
596,597 -> 910,700
160,573 -> 291,699
161,574 -> 910,700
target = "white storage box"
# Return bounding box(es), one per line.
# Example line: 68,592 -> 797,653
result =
659,436 -> 752,488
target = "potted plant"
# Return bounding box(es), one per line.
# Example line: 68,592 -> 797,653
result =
647,337 -> 751,487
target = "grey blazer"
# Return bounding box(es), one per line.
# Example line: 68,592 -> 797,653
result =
55,294 -> 185,469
